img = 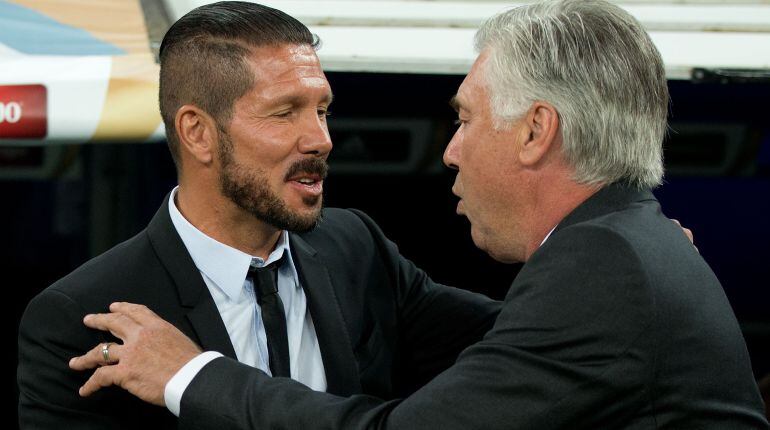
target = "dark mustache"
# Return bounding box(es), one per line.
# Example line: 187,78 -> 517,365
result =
285,157 -> 329,181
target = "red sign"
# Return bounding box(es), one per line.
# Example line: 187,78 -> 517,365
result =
0,84 -> 47,139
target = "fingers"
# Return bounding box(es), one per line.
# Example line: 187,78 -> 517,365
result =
78,365 -> 121,398
68,345 -> 100,370
83,312 -> 138,339
110,302 -> 158,323
682,227 -> 694,244
671,218 -> 695,245
69,342 -> 122,370
82,303 -> 160,342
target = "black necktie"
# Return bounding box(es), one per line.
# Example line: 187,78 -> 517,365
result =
247,256 -> 291,378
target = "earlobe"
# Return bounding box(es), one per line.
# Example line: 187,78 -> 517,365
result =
518,102 -> 559,167
176,105 -> 217,165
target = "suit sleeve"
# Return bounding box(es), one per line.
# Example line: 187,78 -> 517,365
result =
17,287 -> 165,428
347,208 -> 502,392
178,224 -> 655,430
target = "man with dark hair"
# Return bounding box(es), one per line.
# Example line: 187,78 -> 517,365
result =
68,0 -> 767,429
17,2 -> 499,427
157,1 -> 320,171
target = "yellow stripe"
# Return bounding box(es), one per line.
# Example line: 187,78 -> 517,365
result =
91,55 -> 161,142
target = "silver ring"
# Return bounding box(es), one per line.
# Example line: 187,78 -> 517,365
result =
101,343 -> 112,363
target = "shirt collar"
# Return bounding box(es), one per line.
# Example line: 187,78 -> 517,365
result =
167,186 -> 300,301
540,225 -> 557,247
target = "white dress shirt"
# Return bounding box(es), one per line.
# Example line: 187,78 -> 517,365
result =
163,187 -> 326,416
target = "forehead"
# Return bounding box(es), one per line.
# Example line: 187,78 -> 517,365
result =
455,51 -> 490,110
245,44 -> 331,100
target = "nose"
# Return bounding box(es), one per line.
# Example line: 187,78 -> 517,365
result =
298,110 -> 333,157
443,130 -> 461,170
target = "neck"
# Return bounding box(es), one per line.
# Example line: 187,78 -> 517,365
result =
175,181 -> 281,260
520,171 -> 601,262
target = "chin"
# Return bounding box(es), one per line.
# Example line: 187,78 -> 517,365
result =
471,229 -> 521,264
285,191 -> 321,211
493,252 -> 523,264
470,228 -> 491,256
299,206 -> 323,223
286,204 -> 324,232
479,245 -> 518,264
292,199 -> 322,218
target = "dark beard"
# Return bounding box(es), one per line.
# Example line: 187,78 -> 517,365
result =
218,132 -> 327,232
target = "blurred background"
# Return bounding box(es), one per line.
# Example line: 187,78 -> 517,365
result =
3,0 -> 769,426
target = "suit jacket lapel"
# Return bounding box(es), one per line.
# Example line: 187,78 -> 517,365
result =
146,194 -> 238,360
290,233 -> 361,396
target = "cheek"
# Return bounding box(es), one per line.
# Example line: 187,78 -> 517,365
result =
231,120 -> 296,156
235,141 -> 293,177
463,142 -> 514,215
228,148 -> 287,193
461,138 -> 497,192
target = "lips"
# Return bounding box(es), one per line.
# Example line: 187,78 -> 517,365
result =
284,157 -> 328,183
285,157 -> 328,197
287,172 -> 323,184
451,181 -> 465,214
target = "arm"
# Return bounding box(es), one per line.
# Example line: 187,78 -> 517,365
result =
68,224 -> 653,429
174,225 -> 657,429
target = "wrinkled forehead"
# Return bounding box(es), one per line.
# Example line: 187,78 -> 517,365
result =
245,44 -> 332,100
454,51 -> 492,110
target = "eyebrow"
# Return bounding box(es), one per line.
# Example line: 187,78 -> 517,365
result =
268,91 -> 334,108
449,95 -> 462,112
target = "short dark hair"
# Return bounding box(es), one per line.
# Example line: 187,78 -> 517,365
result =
159,1 -> 318,168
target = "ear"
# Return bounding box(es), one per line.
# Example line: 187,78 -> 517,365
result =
518,101 -> 560,167
175,105 -> 219,165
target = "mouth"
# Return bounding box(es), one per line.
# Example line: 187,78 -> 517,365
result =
456,199 -> 465,215
287,173 -> 323,195
450,184 -> 464,215
285,158 -> 329,198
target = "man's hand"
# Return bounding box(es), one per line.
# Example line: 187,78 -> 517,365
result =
69,302 -> 202,406
671,219 -> 696,249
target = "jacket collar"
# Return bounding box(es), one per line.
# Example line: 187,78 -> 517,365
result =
146,193 -> 238,359
554,183 -> 656,234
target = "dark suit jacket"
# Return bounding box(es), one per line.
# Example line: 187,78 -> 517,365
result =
180,184 -> 769,429
17,198 -> 500,428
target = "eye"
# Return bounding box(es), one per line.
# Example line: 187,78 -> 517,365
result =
454,118 -> 466,127
274,110 -> 292,118
317,108 -> 332,118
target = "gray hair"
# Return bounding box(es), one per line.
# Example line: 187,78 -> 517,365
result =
475,0 -> 668,189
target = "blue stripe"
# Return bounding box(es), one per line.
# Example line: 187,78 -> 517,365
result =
0,1 -> 125,55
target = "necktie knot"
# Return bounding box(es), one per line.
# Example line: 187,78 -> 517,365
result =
248,255 -> 285,304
